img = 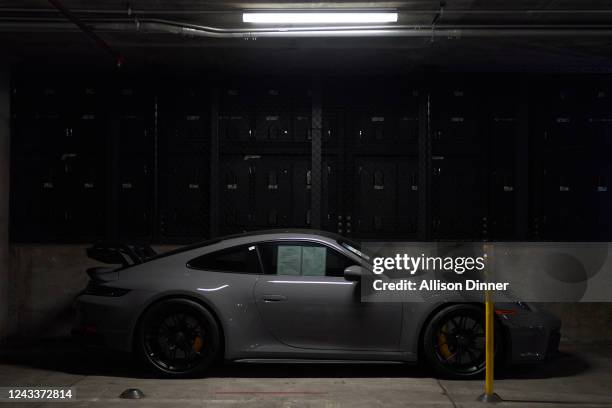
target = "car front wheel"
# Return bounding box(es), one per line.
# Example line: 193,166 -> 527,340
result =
422,304 -> 501,379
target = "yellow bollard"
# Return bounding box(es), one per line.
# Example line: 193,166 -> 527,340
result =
485,290 -> 494,396
478,245 -> 502,403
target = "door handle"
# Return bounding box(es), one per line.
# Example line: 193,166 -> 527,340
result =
262,295 -> 287,302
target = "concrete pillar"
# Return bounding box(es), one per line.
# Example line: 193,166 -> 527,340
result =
0,65 -> 10,340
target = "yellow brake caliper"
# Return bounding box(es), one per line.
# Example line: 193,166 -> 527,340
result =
438,323 -> 452,359
192,336 -> 203,353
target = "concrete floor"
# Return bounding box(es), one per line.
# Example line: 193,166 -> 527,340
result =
0,340 -> 611,408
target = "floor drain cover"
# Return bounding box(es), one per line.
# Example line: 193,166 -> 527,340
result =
120,388 -> 146,399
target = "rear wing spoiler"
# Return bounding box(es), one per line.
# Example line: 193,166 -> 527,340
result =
86,242 -> 157,267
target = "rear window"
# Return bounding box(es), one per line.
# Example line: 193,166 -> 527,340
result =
187,244 -> 261,274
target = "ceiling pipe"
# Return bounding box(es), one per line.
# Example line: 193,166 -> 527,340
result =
3,18 -> 612,38
72,19 -> 612,38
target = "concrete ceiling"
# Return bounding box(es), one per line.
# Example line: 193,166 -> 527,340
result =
1,0 -> 612,75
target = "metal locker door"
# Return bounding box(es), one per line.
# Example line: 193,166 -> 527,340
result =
353,110 -> 393,146
165,154 -> 208,237
219,110 -> 253,142
40,156 -> 67,239
292,159 -> 312,227
544,87 -> 582,149
32,85 -> 69,149
70,85 -> 104,154
585,87 -> 612,148
367,113 -> 392,145
64,154 -> 105,238
255,111 -> 291,142
119,115 -> 149,155
253,158 -> 292,228
355,159 -> 397,235
220,157 -> 253,234
118,155 -> 152,239
322,160 -> 337,233
397,159 -> 418,236
398,112 -> 419,147
219,88 -> 254,142
489,167 -> 515,239
433,157 -> 486,239
592,159 -> 612,240
71,112 -> 104,154
118,87 -> 152,155
488,109 -> 518,239
175,113 -> 207,150
540,153 -> 584,240
293,113 -> 311,142
322,112 -> 337,146
432,88 -> 480,155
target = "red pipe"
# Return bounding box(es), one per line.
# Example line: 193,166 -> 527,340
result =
47,0 -> 124,68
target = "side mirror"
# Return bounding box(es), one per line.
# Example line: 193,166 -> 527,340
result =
344,265 -> 364,282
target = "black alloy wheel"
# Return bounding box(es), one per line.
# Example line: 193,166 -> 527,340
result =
136,298 -> 220,377
423,304 -> 502,379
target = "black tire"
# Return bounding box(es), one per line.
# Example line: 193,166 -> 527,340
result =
135,298 -> 221,378
422,304 -> 502,379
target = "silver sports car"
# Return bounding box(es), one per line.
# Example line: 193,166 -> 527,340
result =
73,229 -> 561,378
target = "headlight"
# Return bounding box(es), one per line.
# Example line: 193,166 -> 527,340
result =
84,281 -> 130,297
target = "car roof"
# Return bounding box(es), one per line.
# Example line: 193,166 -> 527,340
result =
150,229 -> 358,261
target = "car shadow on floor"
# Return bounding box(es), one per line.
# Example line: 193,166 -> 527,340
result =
0,337 -> 591,380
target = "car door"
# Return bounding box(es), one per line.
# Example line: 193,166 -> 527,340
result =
253,240 -> 403,351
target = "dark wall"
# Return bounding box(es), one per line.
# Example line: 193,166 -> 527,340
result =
0,65 -> 10,339
9,74 -> 612,244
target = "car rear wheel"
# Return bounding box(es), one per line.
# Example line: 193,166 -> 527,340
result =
135,298 -> 220,377
422,304 -> 501,379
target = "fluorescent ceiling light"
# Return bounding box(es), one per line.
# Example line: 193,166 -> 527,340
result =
243,12 -> 398,24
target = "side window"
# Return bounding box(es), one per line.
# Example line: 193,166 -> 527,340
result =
258,241 -> 354,277
187,244 -> 260,274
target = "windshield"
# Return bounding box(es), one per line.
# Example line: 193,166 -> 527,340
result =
339,240 -> 371,262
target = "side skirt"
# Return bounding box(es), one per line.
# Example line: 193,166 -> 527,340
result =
232,359 -> 411,364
